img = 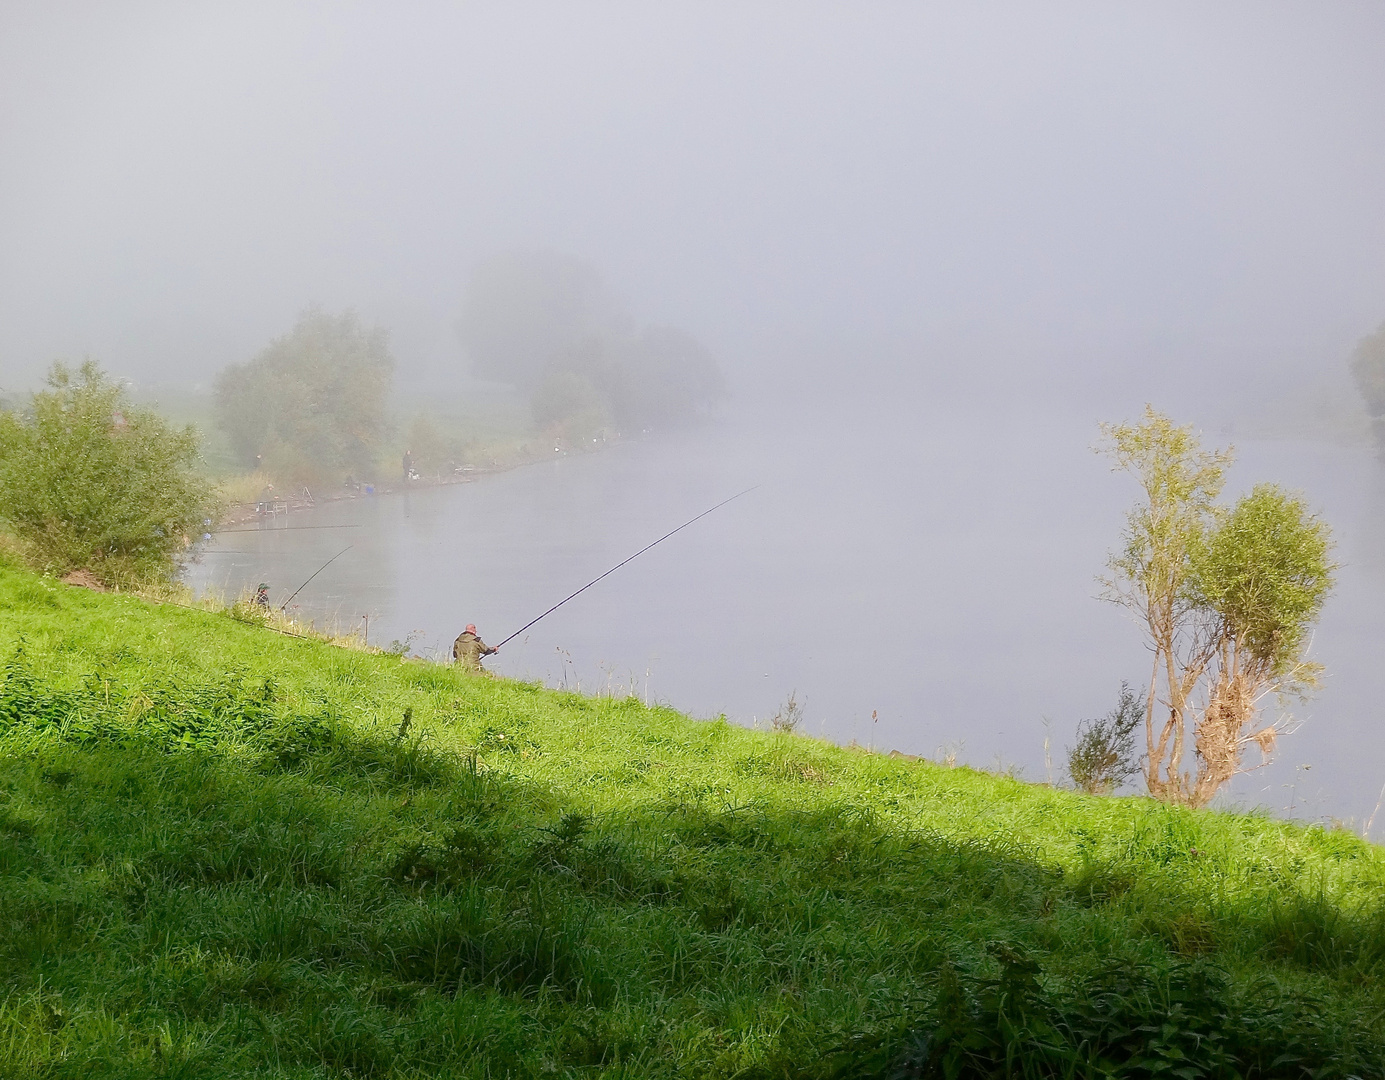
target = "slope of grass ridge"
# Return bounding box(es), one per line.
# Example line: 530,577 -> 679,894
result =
0,560 -> 1383,1078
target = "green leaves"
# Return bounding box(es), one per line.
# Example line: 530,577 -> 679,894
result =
212,308 -> 395,483
1190,485 -> 1334,681
0,361 -> 218,584
1098,408 -> 1335,806
1099,406 -> 1233,627
1067,683 -> 1145,795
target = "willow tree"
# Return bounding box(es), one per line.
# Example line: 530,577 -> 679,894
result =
1099,408 -> 1334,807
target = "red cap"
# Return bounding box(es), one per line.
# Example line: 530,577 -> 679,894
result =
465,624 -> 477,634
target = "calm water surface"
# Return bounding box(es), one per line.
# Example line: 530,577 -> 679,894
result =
186,398 -> 1385,832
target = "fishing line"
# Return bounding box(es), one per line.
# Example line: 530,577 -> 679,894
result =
493,486 -> 758,650
278,545 -> 353,612
217,524 -> 363,533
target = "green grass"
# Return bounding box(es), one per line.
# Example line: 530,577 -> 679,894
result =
1,560 -> 1383,1078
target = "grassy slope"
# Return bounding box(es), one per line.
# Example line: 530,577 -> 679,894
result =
1,563 -> 1383,1079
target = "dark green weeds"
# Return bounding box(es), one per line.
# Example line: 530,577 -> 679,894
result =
1,564 -> 1383,1077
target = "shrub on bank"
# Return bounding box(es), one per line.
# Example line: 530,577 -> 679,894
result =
0,362 -> 218,585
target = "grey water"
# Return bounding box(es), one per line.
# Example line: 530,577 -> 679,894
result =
186,395 -> 1385,833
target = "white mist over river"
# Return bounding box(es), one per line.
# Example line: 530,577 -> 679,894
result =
187,395 -> 1385,833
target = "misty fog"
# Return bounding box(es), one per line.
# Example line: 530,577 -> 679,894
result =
6,4 -> 1385,823
6,3 -> 1383,399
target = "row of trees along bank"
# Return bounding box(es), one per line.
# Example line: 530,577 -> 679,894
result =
456,251 -> 726,445
0,250 -> 725,586
213,252 -> 726,489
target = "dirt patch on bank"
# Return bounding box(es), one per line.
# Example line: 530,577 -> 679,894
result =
60,568 -> 107,591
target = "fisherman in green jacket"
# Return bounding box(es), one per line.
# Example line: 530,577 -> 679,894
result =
453,624 -> 497,673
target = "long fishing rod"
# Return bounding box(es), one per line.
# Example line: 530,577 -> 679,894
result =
492,486 -> 758,651
278,545 -> 353,612
218,524 -> 363,534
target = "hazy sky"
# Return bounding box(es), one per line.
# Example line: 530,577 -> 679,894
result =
2,2 -> 1384,401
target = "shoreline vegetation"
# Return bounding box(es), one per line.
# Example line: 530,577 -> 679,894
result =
1,560 -> 1383,1076
212,419 -> 624,530
122,360 -> 631,533
204,261 -> 726,532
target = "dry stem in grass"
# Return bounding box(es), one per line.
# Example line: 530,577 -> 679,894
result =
769,690 -> 804,734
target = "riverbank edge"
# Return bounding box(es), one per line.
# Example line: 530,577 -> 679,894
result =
214,431 -> 626,529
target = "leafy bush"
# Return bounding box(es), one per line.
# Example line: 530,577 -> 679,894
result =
835,949 -> 1358,1079
0,361 -> 218,584
1067,682 -> 1144,794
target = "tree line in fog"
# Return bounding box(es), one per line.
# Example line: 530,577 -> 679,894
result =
213,250 -> 725,488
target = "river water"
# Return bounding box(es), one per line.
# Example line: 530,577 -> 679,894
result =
186,395 -> 1385,833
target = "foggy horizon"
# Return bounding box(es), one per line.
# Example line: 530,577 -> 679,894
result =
3,3 -> 1383,411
